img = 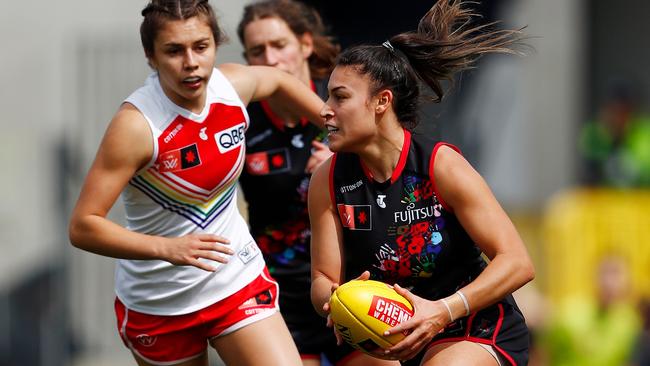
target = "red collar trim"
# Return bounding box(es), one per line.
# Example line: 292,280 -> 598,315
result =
260,80 -> 316,131
361,129 -> 411,184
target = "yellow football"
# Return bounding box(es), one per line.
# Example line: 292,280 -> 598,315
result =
329,280 -> 414,358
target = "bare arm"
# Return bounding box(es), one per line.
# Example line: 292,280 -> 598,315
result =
308,157 -> 344,317
385,146 -> 535,360
219,63 -> 325,127
434,145 -> 535,319
68,104 -> 232,271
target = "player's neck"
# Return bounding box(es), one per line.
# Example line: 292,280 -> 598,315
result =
359,127 -> 405,183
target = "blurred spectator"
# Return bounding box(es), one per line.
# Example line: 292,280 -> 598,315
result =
630,298 -> 650,366
541,256 -> 641,366
579,80 -> 650,186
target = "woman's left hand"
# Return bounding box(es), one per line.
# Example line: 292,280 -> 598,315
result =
382,284 -> 450,361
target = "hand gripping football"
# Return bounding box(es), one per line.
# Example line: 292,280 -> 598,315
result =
329,280 -> 414,358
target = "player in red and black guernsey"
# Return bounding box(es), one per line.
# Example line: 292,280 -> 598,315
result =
240,77 -> 328,266
237,2 -> 397,366
309,1 -> 535,365
68,1 -> 329,366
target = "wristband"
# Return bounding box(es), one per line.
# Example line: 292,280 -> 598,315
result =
456,290 -> 470,316
441,298 -> 454,322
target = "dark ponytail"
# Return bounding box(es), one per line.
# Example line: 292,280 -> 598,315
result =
337,0 -> 524,129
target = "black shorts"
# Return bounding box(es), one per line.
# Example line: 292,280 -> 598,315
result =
277,277 -> 360,364
402,295 -> 529,366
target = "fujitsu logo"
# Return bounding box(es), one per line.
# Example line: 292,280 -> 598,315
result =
393,204 -> 436,224
367,295 -> 413,327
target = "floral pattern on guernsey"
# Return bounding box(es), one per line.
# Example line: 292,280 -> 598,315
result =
254,176 -> 312,271
373,174 -> 446,286
255,218 -> 311,269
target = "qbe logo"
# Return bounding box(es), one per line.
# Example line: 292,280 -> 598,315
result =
214,122 -> 246,154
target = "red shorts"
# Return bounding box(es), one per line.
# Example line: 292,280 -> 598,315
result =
115,268 -> 279,365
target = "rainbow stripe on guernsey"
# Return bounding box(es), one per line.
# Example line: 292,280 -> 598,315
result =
115,69 -> 265,316
120,68 -> 251,235
129,145 -> 244,229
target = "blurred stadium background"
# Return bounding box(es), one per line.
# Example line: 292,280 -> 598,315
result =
1,0 -> 648,365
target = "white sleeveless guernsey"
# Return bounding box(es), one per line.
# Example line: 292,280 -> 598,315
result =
115,68 -> 264,315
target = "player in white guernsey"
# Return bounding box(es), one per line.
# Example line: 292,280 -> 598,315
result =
68,1 -> 323,365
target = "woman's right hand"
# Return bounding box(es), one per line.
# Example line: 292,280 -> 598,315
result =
323,281 -> 341,344
325,271 -> 372,345
158,233 -> 233,271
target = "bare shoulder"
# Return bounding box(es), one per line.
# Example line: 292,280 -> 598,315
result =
107,103 -> 151,144
433,144 -> 487,209
310,155 -> 333,189
100,102 -> 153,171
308,155 -> 334,208
218,63 -> 255,104
433,144 -> 477,182
434,144 -> 467,169
219,63 -> 269,77
217,62 -> 247,78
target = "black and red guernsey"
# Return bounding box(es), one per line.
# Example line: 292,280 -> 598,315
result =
240,80 -> 360,361
239,79 -> 328,278
329,130 -> 530,366
330,129 -> 485,297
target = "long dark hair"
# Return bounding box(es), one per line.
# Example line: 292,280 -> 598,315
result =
140,0 -> 225,59
338,0 -> 525,129
237,0 -> 340,80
